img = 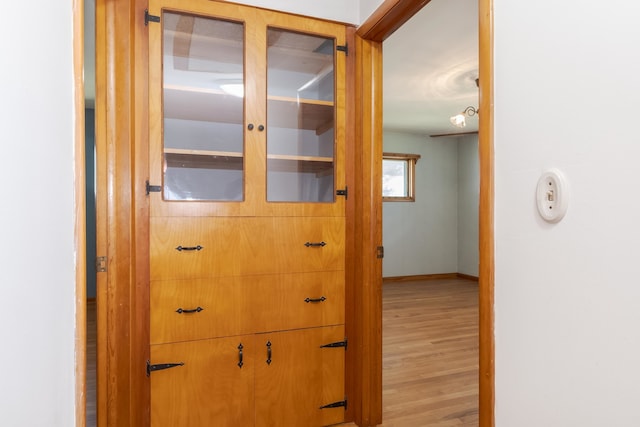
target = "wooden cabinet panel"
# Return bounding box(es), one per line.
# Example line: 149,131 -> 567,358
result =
249,271 -> 345,334
150,217 -> 345,280
150,336 -> 254,427
151,271 -> 344,344
254,326 -> 346,427
150,276 -> 249,344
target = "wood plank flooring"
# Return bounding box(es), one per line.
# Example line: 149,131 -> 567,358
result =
87,299 -> 96,427
86,278 -> 478,426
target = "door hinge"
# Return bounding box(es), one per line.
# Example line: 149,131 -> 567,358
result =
96,256 -> 107,273
336,44 -> 348,56
376,246 -> 384,259
320,339 -> 347,350
336,187 -> 348,199
146,180 -> 161,195
146,360 -> 184,377
320,398 -> 347,410
145,9 -> 160,26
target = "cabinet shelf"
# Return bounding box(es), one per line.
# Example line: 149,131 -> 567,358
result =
165,148 -> 243,170
164,148 -> 333,174
163,85 -> 334,134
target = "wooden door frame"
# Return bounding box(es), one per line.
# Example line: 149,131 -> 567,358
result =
91,0 -> 494,426
351,0 -> 494,426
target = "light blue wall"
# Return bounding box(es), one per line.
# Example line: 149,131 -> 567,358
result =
382,131 -> 479,278
382,131 -> 459,277
457,135 -> 479,276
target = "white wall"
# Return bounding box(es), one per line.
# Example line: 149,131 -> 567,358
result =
0,1 -> 76,425
457,135 -> 479,276
494,1 -> 640,426
231,0 -> 359,23
382,131 -> 458,277
359,0 -> 385,23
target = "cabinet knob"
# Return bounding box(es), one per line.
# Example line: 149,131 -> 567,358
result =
258,124 -> 265,131
247,123 -> 254,130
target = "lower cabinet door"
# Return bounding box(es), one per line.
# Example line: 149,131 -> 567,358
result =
254,325 -> 346,427
150,336 -> 254,427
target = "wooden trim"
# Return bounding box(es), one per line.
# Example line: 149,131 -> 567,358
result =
383,273 -> 458,283
344,25 -> 358,425
382,152 -> 421,162
94,1 -> 107,424
356,0 -> 494,426
478,0 -> 495,425
95,1 -> 149,425
352,33 -> 384,427
383,273 -> 479,283
73,0 -> 87,423
357,0 -> 432,42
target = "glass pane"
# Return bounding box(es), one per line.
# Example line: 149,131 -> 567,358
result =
382,159 -> 408,197
266,28 -> 335,203
162,12 -> 244,201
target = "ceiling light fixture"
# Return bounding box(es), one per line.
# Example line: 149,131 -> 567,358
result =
449,106 -> 478,128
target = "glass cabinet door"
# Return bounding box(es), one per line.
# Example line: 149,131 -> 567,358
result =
266,28 -> 336,203
162,12 -> 245,201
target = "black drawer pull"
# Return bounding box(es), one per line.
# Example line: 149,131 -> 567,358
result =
305,241 -> 326,247
238,343 -> 244,368
305,296 -> 326,303
266,341 -> 272,365
175,245 -> 203,252
175,306 -> 204,314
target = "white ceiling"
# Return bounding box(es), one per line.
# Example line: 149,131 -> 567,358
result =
383,0 -> 479,136
84,0 -> 478,136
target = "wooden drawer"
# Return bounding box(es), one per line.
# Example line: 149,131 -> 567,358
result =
248,271 -> 345,334
150,216 -> 345,281
150,271 -> 345,344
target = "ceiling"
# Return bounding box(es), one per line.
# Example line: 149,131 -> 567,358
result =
84,0 -> 478,136
383,0 -> 479,136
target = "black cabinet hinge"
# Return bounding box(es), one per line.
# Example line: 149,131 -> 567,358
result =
336,44 -> 348,56
146,180 -> 161,195
376,246 -> 384,259
146,360 -> 184,377
336,187 -> 348,199
320,398 -> 347,410
320,339 -> 347,350
145,9 -> 160,26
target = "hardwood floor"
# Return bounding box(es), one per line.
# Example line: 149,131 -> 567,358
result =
86,278 -> 478,426
377,278 -> 479,426
87,300 -> 96,427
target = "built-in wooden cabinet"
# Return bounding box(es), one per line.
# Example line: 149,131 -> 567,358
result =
146,0 -> 347,425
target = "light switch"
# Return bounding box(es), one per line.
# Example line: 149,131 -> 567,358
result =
536,169 -> 569,223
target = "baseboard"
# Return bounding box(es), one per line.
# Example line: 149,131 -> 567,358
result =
383,273 -> 479,283
383,273 -> 458,283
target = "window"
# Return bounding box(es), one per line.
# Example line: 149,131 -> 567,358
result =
382,152 -> 420,202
